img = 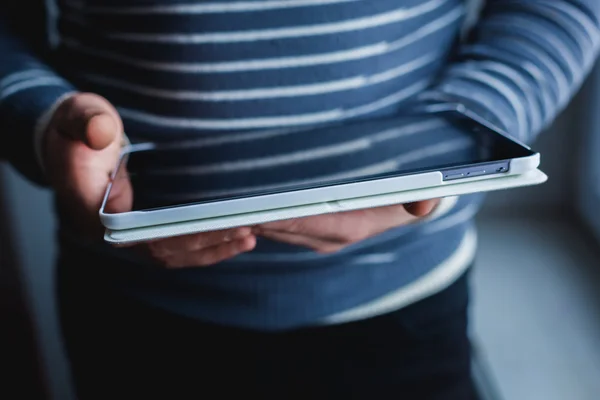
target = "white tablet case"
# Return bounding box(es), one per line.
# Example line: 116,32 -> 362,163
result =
104,169 -> 547,244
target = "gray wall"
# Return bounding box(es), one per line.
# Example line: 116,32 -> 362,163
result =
0,164 -> 74,400
577,63 -> 600,241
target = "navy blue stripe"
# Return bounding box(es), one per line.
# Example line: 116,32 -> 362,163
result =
478,20 -> 576,85
56,4 -> 458,62
119,98 -> 407,140
457,45 -> 553,120
60,0 -> 422,33
470,36 -> 562,106
71,63 -> 441,119
57,27 -> 457,89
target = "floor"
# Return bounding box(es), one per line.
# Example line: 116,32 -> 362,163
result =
471,214 -> 600,400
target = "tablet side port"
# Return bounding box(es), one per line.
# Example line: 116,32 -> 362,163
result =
442,161 -> 510,181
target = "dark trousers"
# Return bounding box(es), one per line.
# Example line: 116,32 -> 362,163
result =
57,264 -> 477,400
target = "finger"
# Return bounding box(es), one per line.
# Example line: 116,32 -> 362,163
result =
257,204 -> 415,244
404,199 -> 440,217
63,142 -> 123,233
104,165 -> 134,214
258,230 -> 344,254
55,93 -> 122,150
147,227 -> 253,257
162,235 -> 257,268
257,213 -> 344,236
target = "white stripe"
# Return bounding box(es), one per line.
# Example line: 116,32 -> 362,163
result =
0,70 -> 52,89
147,120 -> 445,175
514,3 -> 600,77
520,4 -> 596,49
149,138 -> 471,200
350,253 -> 398,264
460,44 -> 555,120
445,69 -> 528,140
73,0 -> 448,43
0,77 -> 68,100
64,0 -> 361,14
385,5 -> 463,52
321,227 -> 476,324
421,203 -> 478,235
471,61 -> 543,134
434,83 -> 513,132
497,37 -> 570,108
422,85 -> 509,131
537,2 -> 600,47
117,78 -> 430,130
81,52 -> 438,101
119,106 -> 340,130
343,79 -> 430,119
152,128 -> 308,149
368,52 -> 440,84
487,17 -> 580,86
63,38 -> 389,73
60,6 -> 463,73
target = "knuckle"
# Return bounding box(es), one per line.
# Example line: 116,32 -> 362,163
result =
284,218 -> 304,234
191,235 -> 216,252
66,93 -> 98,116
188,241 -> 204,253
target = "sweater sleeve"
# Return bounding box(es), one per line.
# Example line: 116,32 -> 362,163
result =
0,0 -> 76,185
419,0 -> 600,143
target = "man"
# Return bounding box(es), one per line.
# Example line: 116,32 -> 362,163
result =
1,0 -> 598,398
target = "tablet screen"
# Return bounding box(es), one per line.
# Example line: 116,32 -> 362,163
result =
106,112 -> 534,212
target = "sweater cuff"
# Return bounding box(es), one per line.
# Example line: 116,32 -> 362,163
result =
1,78 -> 76,185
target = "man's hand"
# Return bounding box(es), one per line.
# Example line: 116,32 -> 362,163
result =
254,200 -> 439,254
42,92 -> 255,268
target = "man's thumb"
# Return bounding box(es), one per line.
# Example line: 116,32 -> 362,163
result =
56,93 -> 122,150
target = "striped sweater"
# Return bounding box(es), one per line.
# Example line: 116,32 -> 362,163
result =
1,0 -> 598,330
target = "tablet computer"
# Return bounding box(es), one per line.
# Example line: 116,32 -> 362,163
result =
100,106 -> 545,242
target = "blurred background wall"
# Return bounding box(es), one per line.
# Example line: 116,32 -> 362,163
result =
470,64 -> 600,400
